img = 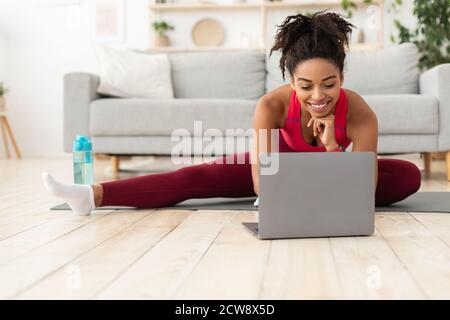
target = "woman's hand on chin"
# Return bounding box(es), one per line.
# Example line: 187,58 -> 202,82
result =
307,114 -> 337,147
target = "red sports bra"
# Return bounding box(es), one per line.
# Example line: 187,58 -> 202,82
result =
278,88 -> 352,152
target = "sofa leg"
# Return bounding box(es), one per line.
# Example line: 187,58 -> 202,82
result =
422,152 -> 431,173
111,156 -> 120,173
447,152 -> 450,182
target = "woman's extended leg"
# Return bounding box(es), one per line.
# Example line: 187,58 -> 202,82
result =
42,171 -> 96,216
375,158 -> 421,206
99,152 -> 256,208
99,155 -> 421,208
43,153 -> 422,214
92,183 -> 104,207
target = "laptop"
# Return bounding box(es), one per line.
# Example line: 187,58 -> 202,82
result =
242,152 -> 376,239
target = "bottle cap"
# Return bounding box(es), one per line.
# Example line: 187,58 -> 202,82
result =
73,135 -> 92,152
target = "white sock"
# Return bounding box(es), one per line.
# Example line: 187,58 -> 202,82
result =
42,171 -> 96,216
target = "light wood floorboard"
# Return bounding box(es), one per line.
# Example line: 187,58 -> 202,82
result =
0,153 -> 448,299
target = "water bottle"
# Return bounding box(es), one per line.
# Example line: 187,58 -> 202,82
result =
73,135 -> 94,185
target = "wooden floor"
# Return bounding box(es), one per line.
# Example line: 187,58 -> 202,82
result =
0,153 -> 449,300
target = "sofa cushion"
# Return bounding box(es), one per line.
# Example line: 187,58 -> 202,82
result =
345,43 -> 420,95
90,98 -> 256,136
265,49 -> 289,93
266,43 -> 420,95
166,51 -> 266,100
96,46 -> 174,99
90,95 -> 437,138
363,94 -> 438,134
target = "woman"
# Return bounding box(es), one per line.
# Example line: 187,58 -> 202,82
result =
42,11 -> 421,215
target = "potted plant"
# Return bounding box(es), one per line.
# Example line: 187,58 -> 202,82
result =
340,0 -> 374,45
341,0 -> 373,19
152,20 -> 174,47
0,82 -> 8,112
389,0 -> 450,71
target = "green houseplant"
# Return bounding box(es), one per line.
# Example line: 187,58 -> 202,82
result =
152,20 -> 174,47
341,0 -> 373,19
0,82 -> 8,112
339,0 -> 374,44
389,0 -> 450,71
0,82 -> 8,97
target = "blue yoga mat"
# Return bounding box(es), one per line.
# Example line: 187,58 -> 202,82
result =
50,192 -> 450,213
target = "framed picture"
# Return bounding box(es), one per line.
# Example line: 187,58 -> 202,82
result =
91,0 -> 125,42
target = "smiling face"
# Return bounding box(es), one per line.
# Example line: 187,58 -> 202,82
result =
290,58 -> 344,119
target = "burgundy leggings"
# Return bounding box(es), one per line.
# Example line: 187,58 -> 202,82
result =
99,152 -> 422,208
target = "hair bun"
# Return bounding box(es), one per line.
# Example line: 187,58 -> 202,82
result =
270,13 -> 312,57
269,10 -> 355,81
312,12 -> 353,49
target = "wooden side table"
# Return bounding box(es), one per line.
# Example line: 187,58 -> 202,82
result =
0,110 -> 21,159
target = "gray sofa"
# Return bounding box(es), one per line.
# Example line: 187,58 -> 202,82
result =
63,43 -> 450,179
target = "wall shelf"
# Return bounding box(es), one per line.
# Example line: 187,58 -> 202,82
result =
149,0 -> 384,52
150,0 -> 382,10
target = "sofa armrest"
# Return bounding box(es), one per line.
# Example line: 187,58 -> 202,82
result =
419,63 -> 450,151
63,72 -> 100,153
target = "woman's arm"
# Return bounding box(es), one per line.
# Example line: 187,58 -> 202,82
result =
251,94 -> 285,196
347,91 -> 379,189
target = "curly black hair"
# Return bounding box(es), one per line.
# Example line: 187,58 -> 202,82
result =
269,10 -> 355,81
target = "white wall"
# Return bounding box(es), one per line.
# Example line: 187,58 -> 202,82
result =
0,33 -> 5,81
0,0 -> 416,158
0,0 -> 149,159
